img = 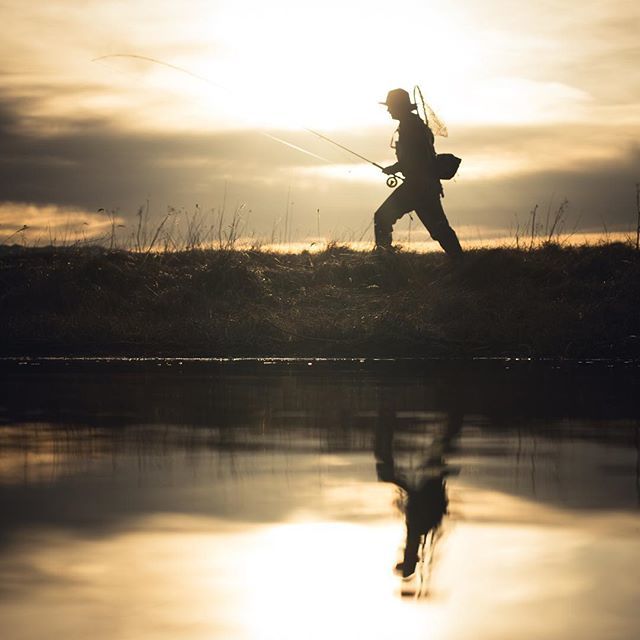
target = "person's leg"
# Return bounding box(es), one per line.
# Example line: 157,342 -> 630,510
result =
415,193 -> 463,259
374,184 -> 413,250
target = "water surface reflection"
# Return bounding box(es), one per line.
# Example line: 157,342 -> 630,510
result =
0,360 -> 639,639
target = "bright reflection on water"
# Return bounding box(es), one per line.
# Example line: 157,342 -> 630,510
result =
0,360 -> 639,639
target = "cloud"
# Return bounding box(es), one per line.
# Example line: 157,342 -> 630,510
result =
0,66 -> 638,244
0,203 -> 124,245
444,146 -> 640,233
1,96 -> 638,242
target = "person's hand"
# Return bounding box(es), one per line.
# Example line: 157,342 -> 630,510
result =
382,165 -> 396,175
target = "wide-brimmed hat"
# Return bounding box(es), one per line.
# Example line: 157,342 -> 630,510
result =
379,88 -> 417,110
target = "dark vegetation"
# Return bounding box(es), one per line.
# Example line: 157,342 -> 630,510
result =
1,243 -> 639,358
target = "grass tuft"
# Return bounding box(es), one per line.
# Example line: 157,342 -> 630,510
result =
1,242 -> 639,358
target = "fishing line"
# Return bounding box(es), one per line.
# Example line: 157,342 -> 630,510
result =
261,132 -> 336,164
93,54 -> 227,91
93,54 -> 334,165
92,54 -> 400,184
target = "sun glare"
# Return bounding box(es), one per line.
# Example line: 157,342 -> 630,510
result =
241,520 -> 445,639
95,1 -> 497,134
87,0 -> 602,139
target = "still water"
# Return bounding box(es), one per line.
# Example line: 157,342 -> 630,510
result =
1,359 -> 639,640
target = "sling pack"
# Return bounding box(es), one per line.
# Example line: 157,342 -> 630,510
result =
436,153 -> 461,180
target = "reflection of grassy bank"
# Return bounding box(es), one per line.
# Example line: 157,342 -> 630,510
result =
1,243 -> 639,358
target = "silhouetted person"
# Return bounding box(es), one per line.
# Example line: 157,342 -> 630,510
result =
375,402 -> 463,581
374,88 -> 463,259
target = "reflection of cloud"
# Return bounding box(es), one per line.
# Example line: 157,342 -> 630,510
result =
0,517 -> 411,639
0,425 -> 393,544
2,506 -> 639,638
451,485 -> 640,531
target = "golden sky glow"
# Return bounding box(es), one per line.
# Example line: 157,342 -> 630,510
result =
1,0 -> 639,243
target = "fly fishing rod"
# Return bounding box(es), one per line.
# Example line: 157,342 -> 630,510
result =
92,54 -> 403,187
304,127 -> 402,187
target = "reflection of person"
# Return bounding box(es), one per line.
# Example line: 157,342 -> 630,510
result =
374,88 -> 463,259
375,403 -> 462,582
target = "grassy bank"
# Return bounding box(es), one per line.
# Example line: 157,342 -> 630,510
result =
1,243 -> 639,358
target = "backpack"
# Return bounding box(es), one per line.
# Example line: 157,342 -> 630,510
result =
436,153 -> 461,180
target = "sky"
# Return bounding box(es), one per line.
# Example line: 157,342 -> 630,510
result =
0,0 -> 639,246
